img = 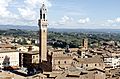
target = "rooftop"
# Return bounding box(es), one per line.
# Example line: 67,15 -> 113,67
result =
0,49 -> 17,53
76,56 -> 103,64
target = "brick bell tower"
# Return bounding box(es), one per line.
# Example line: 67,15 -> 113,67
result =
38,4 -> 48,62
38,4 -> 52,72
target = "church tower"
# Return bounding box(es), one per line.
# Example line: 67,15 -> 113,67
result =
82,38 -> 88,50
38,4 -> 48,62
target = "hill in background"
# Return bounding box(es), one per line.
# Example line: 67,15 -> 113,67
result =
1,25 -> 120,33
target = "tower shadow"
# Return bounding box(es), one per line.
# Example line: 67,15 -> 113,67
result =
2,55 -> 10,68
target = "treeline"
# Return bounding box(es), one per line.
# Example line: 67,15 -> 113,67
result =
0,29 -> 37,38
1,29 -> 120,48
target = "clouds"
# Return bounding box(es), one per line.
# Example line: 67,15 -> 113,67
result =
58,16 -> 73,25
18,8 -> 37,21
103,17 -> 120,28
50,16 -> 120,29
18,0 -> 51,21
0,0 -> 16,18
18,0 -> 51,20
0,0 -> 20,25
116,18 -> 120,23
107,17 -> 120,23
24,0 -> 52,8
0,0 -> 51,25
78,18 -> 90,24
50,16 -> 92,28
18,0 -> 52,23
0,0 -> 119,29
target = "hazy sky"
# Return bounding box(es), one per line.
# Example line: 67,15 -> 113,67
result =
0,0 -> 120,29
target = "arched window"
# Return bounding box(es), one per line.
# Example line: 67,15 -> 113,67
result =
40,14 -> 42,19
58,61 -> 60,64
86,64 -> 88,67
43,14 -> 45,19
64,61 -> 66,64
43,30 -> 45,32
95,64 -> 97,66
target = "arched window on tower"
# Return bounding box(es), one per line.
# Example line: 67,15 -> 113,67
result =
43,30 -> 45,32
40,10 -> 42,19
43,14 -> 45,19
40,14 -> 42,19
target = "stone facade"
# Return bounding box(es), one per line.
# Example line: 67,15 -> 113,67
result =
52,52 -> 73,71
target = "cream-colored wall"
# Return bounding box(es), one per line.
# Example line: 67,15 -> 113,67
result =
40,23 -> 47,62
17,46 -> 39,52
32,46 -> 39,51
54,59 -> 72,65
75,63 -> 105,69
40,29 -> 47,62
52,57 -> 73,70
32,54 -> 39,64
26,40 -> 31,44
0,51 -> 19,68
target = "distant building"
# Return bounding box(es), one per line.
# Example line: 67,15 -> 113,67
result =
26,40 -> 32,44
52,67 -> 106,79
19,46 -> 39,67
104,54 -> 120,69
52,51 -> 73,71
0,43 -> 13,49
82,38 -> 88,50
74,56 -> 105,70
78,50 -> 86,58
22,51 -> 39,68
16,45 -> 39,52
17,46 -> 28,52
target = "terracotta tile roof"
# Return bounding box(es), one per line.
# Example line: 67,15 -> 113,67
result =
87,68 -> 105,73
0,49 -> 17,53
76,56 -> 103,64
0,44 -> 13,48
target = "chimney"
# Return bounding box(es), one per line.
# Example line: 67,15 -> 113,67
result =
28,46 -> 32,52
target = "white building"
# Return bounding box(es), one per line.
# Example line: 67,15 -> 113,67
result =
104,56 -> 120,68
17,45 -> 39,52
0,49 -> 19,68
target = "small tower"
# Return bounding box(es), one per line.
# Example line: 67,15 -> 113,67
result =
65,45 -> 70,53
82,38 -> 88,50
38,4 -> 48,62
